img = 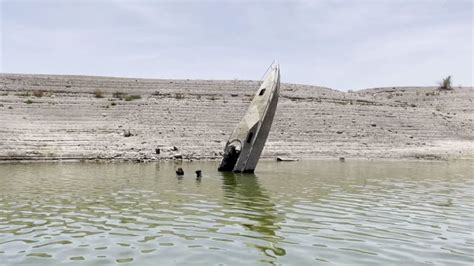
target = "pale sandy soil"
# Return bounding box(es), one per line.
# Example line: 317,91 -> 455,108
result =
0,74 -> 472,162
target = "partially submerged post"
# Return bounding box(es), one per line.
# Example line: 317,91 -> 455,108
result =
218,64 -> 280,173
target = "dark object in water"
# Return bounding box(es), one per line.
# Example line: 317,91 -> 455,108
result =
339,157 -> 345,162
195,170 -> 202,178
155,148 -> 160,154
218,64 -> 280,173
176,168 -> 184,176
276,157 -> 299,162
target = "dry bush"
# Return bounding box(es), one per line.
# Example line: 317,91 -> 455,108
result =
438,76 -> 453,90
93,89 -> 104,98
124,95 -> 141,101
32,90 -> 44,97
112,91 -> 127,99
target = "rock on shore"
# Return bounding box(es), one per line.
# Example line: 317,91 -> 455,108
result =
0,74 -> 472,161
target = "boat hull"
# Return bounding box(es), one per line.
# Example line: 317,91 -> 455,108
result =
218,66 -> 280,173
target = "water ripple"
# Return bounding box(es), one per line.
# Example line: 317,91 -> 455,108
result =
0,161 -> 473,265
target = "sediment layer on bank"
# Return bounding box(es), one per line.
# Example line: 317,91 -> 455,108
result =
0,74 -> 472,161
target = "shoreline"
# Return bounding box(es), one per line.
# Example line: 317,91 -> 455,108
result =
2,157 -> 473,165
1,73 -> 473,163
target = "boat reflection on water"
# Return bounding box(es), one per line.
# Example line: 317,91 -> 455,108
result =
220,172 -> 286,259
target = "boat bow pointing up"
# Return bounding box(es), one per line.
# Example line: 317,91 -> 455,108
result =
218,64 -> 280,173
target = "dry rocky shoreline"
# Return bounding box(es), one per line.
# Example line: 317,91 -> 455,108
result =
0,74 -> 472,162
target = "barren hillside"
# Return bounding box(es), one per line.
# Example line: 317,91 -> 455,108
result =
0,74 -> 472,161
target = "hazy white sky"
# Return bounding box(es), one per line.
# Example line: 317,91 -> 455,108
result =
1,0 -> 472,90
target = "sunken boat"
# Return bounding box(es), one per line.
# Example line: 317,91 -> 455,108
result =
218,64 -> 280,173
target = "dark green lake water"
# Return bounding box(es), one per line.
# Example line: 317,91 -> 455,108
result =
0,160 -> 473,265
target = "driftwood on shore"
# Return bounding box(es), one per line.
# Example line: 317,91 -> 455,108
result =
0,73 -> 473,162
276,157 -> 299,162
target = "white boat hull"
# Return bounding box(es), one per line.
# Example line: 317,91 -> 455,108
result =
218,65 -> 280,173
